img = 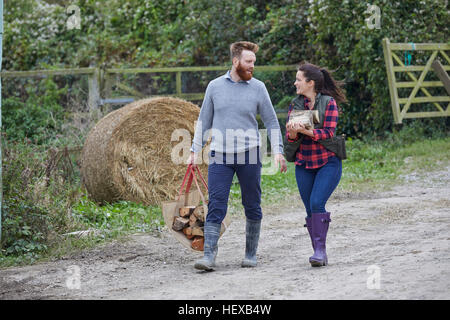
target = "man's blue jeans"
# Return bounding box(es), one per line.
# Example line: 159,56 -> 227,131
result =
206,148 -> 262,224
295,156 -> 342,217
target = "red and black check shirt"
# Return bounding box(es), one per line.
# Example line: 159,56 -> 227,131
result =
286,96 -> 339,169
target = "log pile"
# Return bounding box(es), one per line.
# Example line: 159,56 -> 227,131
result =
172,204 -> 206,251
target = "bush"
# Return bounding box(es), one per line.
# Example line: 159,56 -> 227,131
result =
0,140 -> 83,263
4,0 -> 449,136
2,78 -> 68,144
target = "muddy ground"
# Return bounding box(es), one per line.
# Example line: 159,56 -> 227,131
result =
1,166 -> 449,300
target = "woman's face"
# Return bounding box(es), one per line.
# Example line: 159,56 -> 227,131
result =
294,70 -> 313,95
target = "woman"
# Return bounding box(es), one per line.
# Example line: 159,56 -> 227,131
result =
285,62 -> 346,267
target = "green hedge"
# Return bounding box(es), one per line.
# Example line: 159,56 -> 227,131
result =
3,0 -> 448,136
305,0 -> 449,135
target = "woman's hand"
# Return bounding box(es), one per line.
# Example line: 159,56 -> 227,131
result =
296,123 -> 314,137
286,122 -> 314,138
286,121 -> 301,139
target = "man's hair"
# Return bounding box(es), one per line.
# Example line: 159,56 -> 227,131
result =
230,41 -> 259,60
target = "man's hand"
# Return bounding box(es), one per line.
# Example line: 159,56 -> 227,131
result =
188,152 -> 198,168
274,153 -> 287,173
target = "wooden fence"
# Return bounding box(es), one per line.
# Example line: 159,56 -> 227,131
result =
382,38 -> 450,124
1,65 -> 297,117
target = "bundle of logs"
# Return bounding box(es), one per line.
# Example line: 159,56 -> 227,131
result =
172,204 -> 206,251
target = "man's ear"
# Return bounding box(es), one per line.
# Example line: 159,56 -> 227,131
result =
232,56 -> 239,67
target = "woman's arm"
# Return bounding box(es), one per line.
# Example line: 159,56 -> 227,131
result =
296,98 -> 338,140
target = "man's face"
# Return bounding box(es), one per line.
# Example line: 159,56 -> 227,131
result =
235,50 -> 256,81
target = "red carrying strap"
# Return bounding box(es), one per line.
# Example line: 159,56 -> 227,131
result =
178,164 -> 193,198
190,166 -> 208,206
193,165 -> 208,192
177,164 -> 208,201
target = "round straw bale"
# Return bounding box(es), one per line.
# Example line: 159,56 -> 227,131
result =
80,97 -> 209,206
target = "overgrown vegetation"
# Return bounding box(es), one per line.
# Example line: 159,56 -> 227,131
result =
1,133 -> 165,267
1,0 -> 449,267
2,78 -> 68,144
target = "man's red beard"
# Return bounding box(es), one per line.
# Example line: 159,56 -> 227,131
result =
236,62 -> 253,81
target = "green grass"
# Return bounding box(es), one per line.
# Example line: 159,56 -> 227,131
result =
340,136 -> 450,191
45,198 -> 165,263
71,196 -> 165,236
0,197 -> 164,268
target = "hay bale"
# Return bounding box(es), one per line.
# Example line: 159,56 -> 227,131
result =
80,97 -> 209,206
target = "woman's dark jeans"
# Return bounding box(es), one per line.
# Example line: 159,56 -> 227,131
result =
295,156 -> 342,217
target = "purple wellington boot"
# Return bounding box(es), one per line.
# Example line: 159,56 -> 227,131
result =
304,217 -> 314,251
309,212 -> 331,267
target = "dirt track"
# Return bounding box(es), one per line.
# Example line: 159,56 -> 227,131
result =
1,166 -> 449,300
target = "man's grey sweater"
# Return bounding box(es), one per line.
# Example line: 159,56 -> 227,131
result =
191,71 -> 284,155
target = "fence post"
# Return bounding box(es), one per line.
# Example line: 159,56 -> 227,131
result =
176,71 -> 182,96
88,67 -> 100,110
382,38 -> 402,124
103,71 -> 114,102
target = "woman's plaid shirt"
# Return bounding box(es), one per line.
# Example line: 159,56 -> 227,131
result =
286,96 -> 339,169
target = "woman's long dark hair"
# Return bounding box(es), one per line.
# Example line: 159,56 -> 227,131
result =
298,61 -> 347,105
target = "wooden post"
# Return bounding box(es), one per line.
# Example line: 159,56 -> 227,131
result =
382,38 -> 402,123
103,71 -> 114,101
176,71 -> 182,96
88,67 -> 100,110
432,60 -> 450,96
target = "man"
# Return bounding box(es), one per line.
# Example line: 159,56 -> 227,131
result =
189,41 -> 286,271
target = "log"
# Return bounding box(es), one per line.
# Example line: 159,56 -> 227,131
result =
191,236 -> 204,251
288,110 -> 318,130
189,220 -> 203,229
182,227 -> 195,239
179,206 -> 196,217
189,213 -> 198,227
191,226 -> 204,237
193,205 -> 205,222
172,216 -> 190,231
